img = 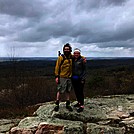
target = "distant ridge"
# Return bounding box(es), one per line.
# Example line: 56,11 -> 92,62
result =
0,57 -> 134,62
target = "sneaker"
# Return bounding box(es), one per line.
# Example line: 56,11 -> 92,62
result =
77,106 -> 84,113
74,103 -> 81,107
54,105 -> 59,112
66,105 -> 73,112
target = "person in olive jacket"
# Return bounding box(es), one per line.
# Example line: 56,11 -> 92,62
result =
72,48 -> 86,112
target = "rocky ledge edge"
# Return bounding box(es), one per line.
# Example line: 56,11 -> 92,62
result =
1,94 -> 134,134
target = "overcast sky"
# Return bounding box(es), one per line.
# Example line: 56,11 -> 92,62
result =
0,0 -> 134,57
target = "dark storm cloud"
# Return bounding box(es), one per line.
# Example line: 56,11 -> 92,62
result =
15,17 -> 73,42
76,21 -> 134,45
105,0 -> 127,5
75,0 -> 127,12
97,40 -> 134,49
0,0 -> 45,18
1,0 -> 130,43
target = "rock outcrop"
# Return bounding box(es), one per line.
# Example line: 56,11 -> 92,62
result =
2,95 -> 134,133
0,119 -> 20,134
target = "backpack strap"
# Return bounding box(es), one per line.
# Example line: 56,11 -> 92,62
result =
58,54 -> 66,76
60,54 -> 66,66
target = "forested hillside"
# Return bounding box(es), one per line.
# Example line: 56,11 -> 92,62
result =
0,58 -> 134,118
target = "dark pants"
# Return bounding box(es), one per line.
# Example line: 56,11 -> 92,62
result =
72,79 -> 84,105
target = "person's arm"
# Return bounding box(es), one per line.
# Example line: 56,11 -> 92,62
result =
81,56 -> 86,63
80,59 -> 86,83
72,54 -> 86,63
55,56 -> 62,84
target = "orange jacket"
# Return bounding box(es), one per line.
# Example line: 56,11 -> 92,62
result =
55,54 -> 72,78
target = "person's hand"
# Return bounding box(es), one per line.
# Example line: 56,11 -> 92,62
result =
83,57 -> 86,63
55,77 -> 59,84
81,80 -> 85,84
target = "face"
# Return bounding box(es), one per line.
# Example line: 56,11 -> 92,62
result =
64,46 -> 71,56
74,51 -> 80,59
64,46 -> 70,52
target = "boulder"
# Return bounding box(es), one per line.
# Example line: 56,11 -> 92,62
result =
4,94 -> 134,133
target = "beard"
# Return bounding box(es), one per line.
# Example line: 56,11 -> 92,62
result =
64,51 -> 71,57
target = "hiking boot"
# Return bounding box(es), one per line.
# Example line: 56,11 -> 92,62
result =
74,103 -> 81,107
66,100 -> 73,112
66,105 -> 73,112
77,106 -> 84,113
54,105 -> 59,112
54,100 -> 59,112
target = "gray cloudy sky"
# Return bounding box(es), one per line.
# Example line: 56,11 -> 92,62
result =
0,0 -> 134,57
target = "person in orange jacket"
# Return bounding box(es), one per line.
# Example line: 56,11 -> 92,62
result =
54,43 -> 73,112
